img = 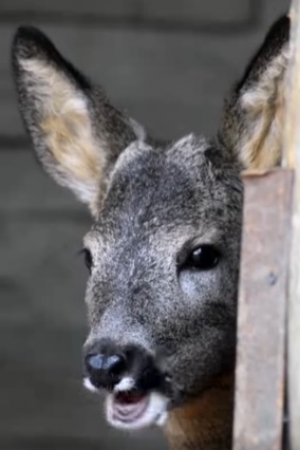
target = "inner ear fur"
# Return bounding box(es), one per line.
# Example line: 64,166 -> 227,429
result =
220,15 -> 290,171
12,26 -> 141,216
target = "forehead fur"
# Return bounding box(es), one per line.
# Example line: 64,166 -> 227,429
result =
92,134 -> 242,237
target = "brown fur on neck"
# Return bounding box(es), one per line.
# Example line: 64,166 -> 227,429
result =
164,374 -> 234,450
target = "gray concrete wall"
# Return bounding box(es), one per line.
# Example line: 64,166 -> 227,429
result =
0,0 -> 289,449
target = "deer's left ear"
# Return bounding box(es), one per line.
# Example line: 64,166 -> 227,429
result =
12,26 -> 146,217
220,15 -> 290,170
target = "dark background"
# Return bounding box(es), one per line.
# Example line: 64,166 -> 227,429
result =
0,1 -> 289,449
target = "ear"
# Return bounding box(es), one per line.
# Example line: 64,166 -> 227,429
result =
12,26 -> 146,216
220,15 -> 290,171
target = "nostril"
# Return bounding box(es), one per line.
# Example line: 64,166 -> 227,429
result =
86,354 -> 105,372
104,354 -> 126,377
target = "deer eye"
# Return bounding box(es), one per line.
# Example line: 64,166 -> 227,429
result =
185,245 -> 220,271
81,248 -> 93,272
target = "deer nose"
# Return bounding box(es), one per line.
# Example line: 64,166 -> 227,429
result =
84,339 -> 163,392
85,352 -> 127,389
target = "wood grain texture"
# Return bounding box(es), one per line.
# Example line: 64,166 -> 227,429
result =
283,2 -> 300,449
233,170 -> 293,450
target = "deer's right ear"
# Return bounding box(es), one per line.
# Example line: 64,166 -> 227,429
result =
12,27 -> 145,216
220,15 -> 290,171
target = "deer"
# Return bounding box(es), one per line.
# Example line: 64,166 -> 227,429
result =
11,14 -> 290,450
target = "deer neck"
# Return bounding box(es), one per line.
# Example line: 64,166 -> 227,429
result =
164,373 -> 234,450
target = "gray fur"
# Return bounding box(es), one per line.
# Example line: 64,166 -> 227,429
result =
84,135 -> 242,401
11,15 -> 289,418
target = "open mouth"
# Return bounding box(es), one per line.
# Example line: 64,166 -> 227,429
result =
106,389 -> 169,430
84,376 -> 169,430
111,391 -> 149,423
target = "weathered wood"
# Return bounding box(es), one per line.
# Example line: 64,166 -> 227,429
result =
233,170 -> 293,450
283,2 -> 300,449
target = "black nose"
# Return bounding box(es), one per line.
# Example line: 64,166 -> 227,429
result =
84,340 -> 162,392
85,351 -> 126,389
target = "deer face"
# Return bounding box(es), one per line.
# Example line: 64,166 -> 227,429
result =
82,136 -> 242,428
12,16 -> 289,431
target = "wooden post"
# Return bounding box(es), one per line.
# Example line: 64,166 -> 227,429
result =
233,169 -> 293,450
232,6 -> 300,449
283,3 -> 300,449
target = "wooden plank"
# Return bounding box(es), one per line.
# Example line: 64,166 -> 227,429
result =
0,0 -> 252,26
233,170 -> 293,450
283,3 -> 300,449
